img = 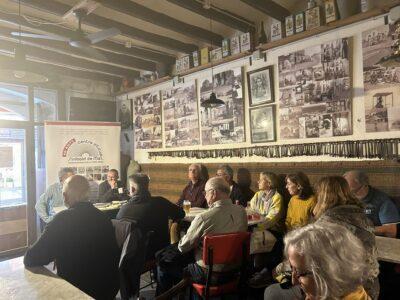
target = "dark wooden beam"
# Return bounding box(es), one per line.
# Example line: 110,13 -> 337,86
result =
0,27 -> 156,71
18,0 -> 197,53
239,0 -> 290,22
0,10 -> 174,64
98,0 -> 223,45
166,0 -> 255,33
0,55 -> 119,83
0,39 -> 139,78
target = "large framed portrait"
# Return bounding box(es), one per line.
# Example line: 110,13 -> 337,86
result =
247,66 -> 274,106
250,105 -> 276,143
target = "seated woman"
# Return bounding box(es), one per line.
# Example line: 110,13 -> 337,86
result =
265,176 -> 379,300
248,172 -> 285,288
285,172 -> 316,232
271,221 -> 373,300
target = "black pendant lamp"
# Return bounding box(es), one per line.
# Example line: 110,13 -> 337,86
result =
200,0 -> 225,109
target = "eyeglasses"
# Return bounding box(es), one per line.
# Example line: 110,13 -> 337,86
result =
202,189 -> 214,196
290,265 -> 313,279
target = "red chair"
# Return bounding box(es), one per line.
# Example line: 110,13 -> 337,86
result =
191,232 -> 251,300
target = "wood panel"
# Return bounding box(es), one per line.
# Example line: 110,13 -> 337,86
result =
0,232 -> 27,253
142,161 -> 400,204
0,205 -> 27,254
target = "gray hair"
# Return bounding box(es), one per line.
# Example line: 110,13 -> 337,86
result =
58,167 -> 75,180
343,170 -> 369,185
260,172 -> 279,189
284,221 -> 368,300
129,173 -> 150,191
63,175 -> 89,203
189,164 -> 201,172
207,177 -> 230,195
217,164 -> 234,179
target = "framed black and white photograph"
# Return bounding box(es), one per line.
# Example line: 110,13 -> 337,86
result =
192,50 -> 199,67
306,6 -> 321,30
181,55 -> 190,71
175,58 -> 182,73
295,12 -> 305,33
285,15 -> 294,37
325,0 -> 337,23
199,67 -> 245,145
250,105 -> 276,143
247,66 -> 274,106
117,98 -> 133,130
230,36 -> 241,55
222,38 -> 230,57
240,32 -> 251,52
210,48 -> 223,62
271,22 -> 283,41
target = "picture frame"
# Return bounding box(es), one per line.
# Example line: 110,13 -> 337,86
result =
200,47 -> 209,65
271,22 -> 283,41
325,0 -> 337,23
295,12 -> 305,33
222,38 -> 230,57
285,15 -> 294,37
247,66 -> 274,106
240,32 -> 251,52
192,50 -> 199,67
230,36 -> 241,55
250,105 -> 276,143
306,6 -> 321,30
175,58 -> 182,73
181,55 -> 190,71
210,47 -> 223,62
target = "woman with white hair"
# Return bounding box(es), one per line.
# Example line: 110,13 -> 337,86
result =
277,221 -> 371,300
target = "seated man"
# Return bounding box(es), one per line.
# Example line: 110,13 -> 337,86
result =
35,167 -> 74,226
117,173 -> 185,258
344,170 -> 400,238
157,177 -> 248,295
177,164 -> 207,208
24,175 -> 120,300
98,169 -> 130,203
216,164 -> 247,206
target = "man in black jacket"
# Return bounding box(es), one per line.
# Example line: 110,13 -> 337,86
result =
24,175 -> 120,300
117,173 -> 185,258
98,169 -> 130,202
216,164 -> 247,207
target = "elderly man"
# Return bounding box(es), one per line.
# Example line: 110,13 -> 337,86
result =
178,164 -> 207,208
216,164 -> 246,206
344,170 -> 400,238
117,173 -> 185,258
98,169 -> 129,202
157,177 -> 248,295
35,167 -> 74,225
24,175 -> 120,300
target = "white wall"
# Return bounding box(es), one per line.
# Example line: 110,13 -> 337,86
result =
117,14 -> 400,164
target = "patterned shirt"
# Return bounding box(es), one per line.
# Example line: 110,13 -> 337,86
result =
35,182 -> 64,223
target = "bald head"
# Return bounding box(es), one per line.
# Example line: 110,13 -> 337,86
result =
63,175 -> 90,207
204,177 -> 231,206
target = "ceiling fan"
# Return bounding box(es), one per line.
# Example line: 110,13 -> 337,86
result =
11,8 -> 120,61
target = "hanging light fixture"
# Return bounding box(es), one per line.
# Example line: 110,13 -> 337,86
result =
0,0 -> 49,84
201,1 -> 225,109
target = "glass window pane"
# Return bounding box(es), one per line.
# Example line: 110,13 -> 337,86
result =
34,88 -> 57,122
0,83 -> 28,121
0,128 -> 26,207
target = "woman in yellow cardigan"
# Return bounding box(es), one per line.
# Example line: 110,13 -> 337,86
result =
285,172 -> 316,232
248,172 -> 285,288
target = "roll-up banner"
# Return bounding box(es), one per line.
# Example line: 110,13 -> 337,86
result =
44,121 -> 121,187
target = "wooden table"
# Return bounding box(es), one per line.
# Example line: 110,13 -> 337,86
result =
0,257 -> 92,300
376,236 -> 400,264
54,201 -> 127,219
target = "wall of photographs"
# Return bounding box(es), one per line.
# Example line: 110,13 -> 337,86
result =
117,15 -> 399,164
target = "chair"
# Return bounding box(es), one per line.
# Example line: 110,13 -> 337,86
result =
139,231 -> 157,291
191,231 -> 251,300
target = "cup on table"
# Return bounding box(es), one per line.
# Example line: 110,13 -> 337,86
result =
118,187 -> 124,194
183,200 -> 191,215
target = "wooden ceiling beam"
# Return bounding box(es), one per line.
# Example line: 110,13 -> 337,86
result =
239,0 -> 290,22
0,39 -> 139,78
0,10 -> 174,64
18,0 -> 197,53
98,0 -> 223,45
0,55 -> 120,83
166,0 -> 255,33
0,27 -> 156,71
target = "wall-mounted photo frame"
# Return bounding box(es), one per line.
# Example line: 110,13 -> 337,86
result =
285,15 -> 294,37
222,38 -> 230,57
325,0 -> 337,23
271,22 -> 283,41
247,66 -> 274,106
306,6 -> 321,30
230,36 -> 241,55
295,12 -> 305,33
240,32 -> 251,52
250,105 -> 276,143
210,47 -> 223,62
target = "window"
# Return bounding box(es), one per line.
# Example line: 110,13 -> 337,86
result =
34,88 -> 57,122
0,83 -> 28,121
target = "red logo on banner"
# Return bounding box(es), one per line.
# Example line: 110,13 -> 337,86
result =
62,138 -> 76,157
